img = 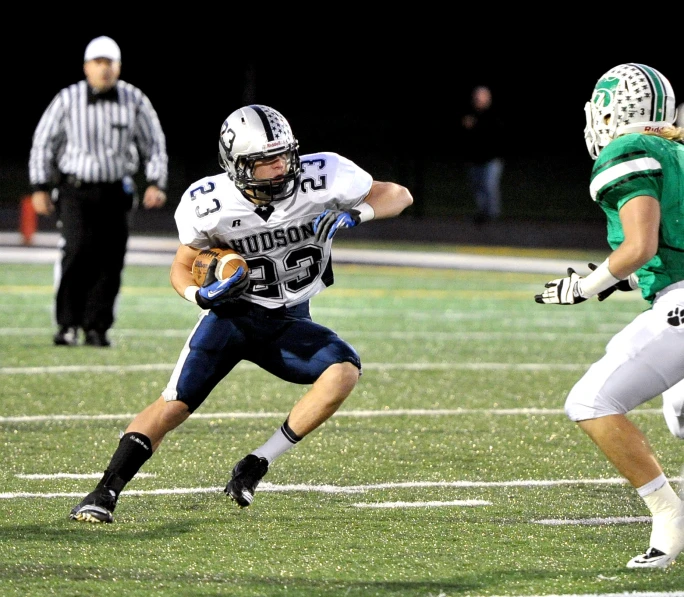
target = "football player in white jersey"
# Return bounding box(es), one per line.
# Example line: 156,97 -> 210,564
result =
535,64 -> 684,568
70,105 -> 413,523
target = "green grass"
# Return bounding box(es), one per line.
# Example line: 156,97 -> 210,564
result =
1,257 -> 683,596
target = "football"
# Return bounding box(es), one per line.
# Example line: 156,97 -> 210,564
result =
192,247 -> 248,286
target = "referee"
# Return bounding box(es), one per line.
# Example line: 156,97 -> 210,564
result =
29,36 -> 168,347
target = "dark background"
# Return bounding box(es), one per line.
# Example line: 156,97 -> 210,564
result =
3,25 -> 682,245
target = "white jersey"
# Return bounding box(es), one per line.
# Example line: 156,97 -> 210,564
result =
174,151 -> 373,309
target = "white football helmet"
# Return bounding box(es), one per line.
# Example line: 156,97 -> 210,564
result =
584,63 -> 677,160
218,104 -> 301,202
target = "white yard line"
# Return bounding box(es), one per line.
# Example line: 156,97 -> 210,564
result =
352,500 -> 492,508
0,328 -> 621,340
0,477 -> 659,501
0,361 -> 594,376
0,407 -> 663,423
485,594 -> 684,597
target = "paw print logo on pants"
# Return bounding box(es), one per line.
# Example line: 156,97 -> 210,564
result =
667,307 -> 684,326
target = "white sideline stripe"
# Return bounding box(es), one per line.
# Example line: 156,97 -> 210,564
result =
0,247 -> 174,267
0,233 -> 592,274
0,362 -> 590,375
0,408 -> 664,423
352,500 -> 492,508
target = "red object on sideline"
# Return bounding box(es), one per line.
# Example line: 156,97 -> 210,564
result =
20,195 -> 37,245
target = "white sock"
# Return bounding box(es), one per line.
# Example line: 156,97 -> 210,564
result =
639,475 -> 681,516
252,421 -> 301,464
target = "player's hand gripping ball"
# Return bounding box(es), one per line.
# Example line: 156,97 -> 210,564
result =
192,248 -> 248,286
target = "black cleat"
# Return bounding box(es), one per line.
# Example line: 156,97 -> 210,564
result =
224,454 -> 269,508
54,326 -> 79,346
69,489 -> 117,523
84,329 -> 111,347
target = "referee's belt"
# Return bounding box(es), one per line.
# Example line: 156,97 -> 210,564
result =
64,175 -> 121,188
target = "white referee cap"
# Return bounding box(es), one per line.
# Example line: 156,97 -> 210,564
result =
84,36 -> 121,62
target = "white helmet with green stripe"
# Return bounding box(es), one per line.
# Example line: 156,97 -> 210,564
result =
584,63 -> 677,160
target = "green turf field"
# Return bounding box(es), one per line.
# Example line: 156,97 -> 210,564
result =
2,257 -> 683,596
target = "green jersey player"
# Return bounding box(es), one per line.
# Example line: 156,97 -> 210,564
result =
595,134 -> 684,302
535,63 -> 684,569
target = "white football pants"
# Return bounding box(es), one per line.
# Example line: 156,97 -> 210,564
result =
565,281 -> 684,439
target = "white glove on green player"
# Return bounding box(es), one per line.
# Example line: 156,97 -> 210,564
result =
535,268 -> 588,305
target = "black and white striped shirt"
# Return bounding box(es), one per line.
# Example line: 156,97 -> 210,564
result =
29,79 -> 168,191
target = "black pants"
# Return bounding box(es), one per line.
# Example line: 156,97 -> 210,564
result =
55,179 -> 131,332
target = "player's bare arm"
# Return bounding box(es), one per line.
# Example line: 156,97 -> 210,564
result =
363,181 -> 413,219
170,244 -> 201,298
609,195 -> 660,278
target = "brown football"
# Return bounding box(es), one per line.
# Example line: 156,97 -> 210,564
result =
192,248 -> 248,286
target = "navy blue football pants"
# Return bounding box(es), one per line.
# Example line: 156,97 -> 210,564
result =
162,301 -> 362,413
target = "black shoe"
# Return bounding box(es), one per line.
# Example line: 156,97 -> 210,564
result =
69,488 -> 117,523
54,326 -> 79,346
84,329 -> 111,347
224,454 -> 269,508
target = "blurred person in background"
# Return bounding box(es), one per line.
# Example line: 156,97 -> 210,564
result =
460,85 -> 505,225
28,35 -> 168,347
535,63 -> 684,569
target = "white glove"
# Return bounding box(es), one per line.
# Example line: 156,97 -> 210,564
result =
535,268 -> 588,305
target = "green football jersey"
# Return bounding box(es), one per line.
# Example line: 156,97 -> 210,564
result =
590,133 -> 684,303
